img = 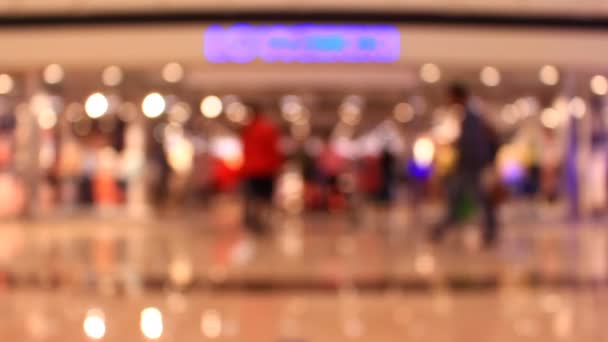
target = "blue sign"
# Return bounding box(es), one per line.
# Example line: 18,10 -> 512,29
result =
204,24 -> 400,63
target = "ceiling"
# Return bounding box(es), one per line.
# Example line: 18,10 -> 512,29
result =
1,0 -> 608,18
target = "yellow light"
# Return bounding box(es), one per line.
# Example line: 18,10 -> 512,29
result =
590,75 -> 608,96
37,108 -> 57,130
83,309 -> 106,340
162,63 -> 184,83
541,108 -> 562,129
420,63 -> 440,84
85,93 -> 109,119
413,137 -> 435,167
167,137 -> 194,175
169,256 -> 193,287
140,307 -> 163,340
569,97 -> 586,119
201,309 -> 222,339
200,95 -> 223,118
394,102 -> 414,123
0,74 -> 14,94
102,66 -> 123,87
43,64 -> 64,84
480,66 -> 501,87
539,65 -> 559,86
142,93 -> 166,118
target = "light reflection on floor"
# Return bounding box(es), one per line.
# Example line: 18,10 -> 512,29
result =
0,200 -> 606,341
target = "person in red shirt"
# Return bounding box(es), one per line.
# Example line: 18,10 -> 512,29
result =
240,104 -> 282,234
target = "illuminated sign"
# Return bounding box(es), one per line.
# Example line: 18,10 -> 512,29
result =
203,24 -> 400,63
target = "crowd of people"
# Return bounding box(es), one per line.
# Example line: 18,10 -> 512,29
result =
0,82 -> 606,250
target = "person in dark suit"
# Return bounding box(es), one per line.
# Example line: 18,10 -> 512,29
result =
431,83 -> 499,247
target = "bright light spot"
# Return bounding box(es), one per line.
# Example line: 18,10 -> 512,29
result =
541,108 -> 562,129
497,144 -> 526,183
167,136 -> 194,175
420,63 -> 441,84
590,75 -> 608,95
37,108 -> 57,130
102,66 -> 123,87
43,64 -> 64,84
85,93 -> 109,119
142,93 -> 166,118
480,66 -> 501,87
0,74 -> 14,94
140,307 -> 163,340
226,102 -> 248,123
394,102 -> 414,123
201,309 -> 222,339
413,137 -> 435,167
431,115 -> 460,145
569,96 -> 586,119
83,309 -> 106,340
169,256 -> 193,286
200,95 -> 223,118
168,102 -> 191,123
162,63 -> 184,83
539,65 -> 559,86
210,137 -> 243,170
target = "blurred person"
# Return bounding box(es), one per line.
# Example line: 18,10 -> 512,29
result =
148,130 -> 171,209
586,96 -> 607,217
240,104 -> 282,234
318,133 -> 347,211
378,146 -> 397,205
539,126 -> 563,203
431,83 -> 499,247
565,107 -> 581,220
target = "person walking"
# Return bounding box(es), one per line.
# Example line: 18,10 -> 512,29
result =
240,104 -> 283,234
431,83 -> 499,247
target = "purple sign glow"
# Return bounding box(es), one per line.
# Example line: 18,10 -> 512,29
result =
203,24 -> 401,63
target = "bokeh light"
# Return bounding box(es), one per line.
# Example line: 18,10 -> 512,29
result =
541,108 -> 562,129
394,102 -> 414,123
420,63 -> 441,84
480,66 -> 501,87
413,137 -> 435,167
590,75 -> 608,96
200,95 -> 223,118
226,101 -> 248,123
539,65 -> 559,86
83,308 -> 106,340
43,64 -> 64,84
140,307 -> 163,340
201,309 -> 223,339
37,108 -> 57,130
102,66 -> 123,87
162,63 -> 184,83
0,74 -> 14,95
569,96 -> 586,119
168,102 -> 192,124
85,92 -> 109,119
142,93 -> 166,118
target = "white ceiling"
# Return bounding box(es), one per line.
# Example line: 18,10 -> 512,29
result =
1,0 -> 608,17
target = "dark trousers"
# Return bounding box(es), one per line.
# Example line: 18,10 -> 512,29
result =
432,172 -> 498,245
243,176 -> 275,234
